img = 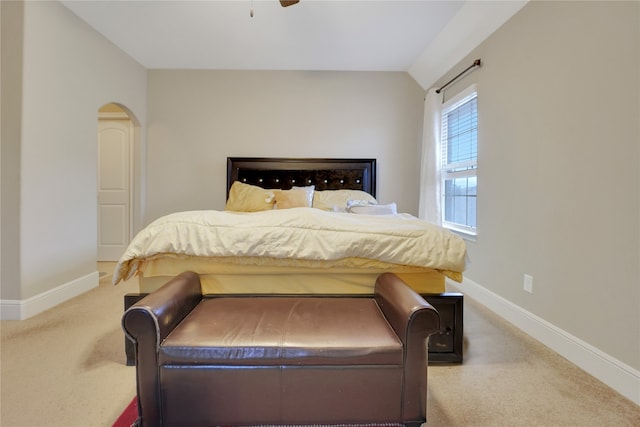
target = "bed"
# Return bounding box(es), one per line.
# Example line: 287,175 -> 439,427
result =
118,157 -> 467,364
115,157 -> 466,295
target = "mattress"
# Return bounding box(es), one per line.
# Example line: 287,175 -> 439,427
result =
136,256 -> 449,294
115,207 -> 466,295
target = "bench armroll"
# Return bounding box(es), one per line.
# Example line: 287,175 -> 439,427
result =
374,272 -> 441,423
121,271 -> 202,427
374,272 -> 440,340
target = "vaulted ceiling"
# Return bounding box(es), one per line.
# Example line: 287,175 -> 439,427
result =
60,0 -> 527,88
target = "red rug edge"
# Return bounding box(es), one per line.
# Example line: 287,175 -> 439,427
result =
112,396 -> 138,427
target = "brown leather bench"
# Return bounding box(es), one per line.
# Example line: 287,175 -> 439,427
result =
122,272 -> 440,427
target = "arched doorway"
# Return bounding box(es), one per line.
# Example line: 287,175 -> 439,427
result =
97,103 -> 134,261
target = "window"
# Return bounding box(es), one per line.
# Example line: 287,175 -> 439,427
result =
441,86 -> 477,236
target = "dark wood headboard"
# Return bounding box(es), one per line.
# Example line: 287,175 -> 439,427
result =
226,158 -> 376,198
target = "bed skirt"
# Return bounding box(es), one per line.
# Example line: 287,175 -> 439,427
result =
136,258 -> 448,295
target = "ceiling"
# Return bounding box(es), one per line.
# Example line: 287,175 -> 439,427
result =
60,0 -> 528,88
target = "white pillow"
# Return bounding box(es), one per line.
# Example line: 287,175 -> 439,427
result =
273,186 -> 315,209
348,202 -> 398,215
312,189 -> 377,211
292,185 -> 315,207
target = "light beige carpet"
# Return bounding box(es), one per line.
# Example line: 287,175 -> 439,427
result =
426,289 -> 640,426
1,264 -> 638,426
1,264 -> 137,427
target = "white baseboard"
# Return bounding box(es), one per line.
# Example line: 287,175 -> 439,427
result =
452,276 -> 640,406
0,271 -> 99,320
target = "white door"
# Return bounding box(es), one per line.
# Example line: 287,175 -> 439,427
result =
98,118 -> 132,261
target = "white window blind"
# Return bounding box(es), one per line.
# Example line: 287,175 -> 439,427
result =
441,86 -> 477,235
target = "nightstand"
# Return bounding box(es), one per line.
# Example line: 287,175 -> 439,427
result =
421,293 -> 464,363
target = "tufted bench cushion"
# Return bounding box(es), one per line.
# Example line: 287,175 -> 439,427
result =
160,297 -> 403,366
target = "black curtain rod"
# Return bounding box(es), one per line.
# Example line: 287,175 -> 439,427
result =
436,59 -> 482,94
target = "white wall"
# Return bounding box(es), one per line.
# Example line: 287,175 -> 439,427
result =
146,70 -> 425,220
1,0 -> 24,301
426,0 -> 639,395
0,0 -> 147,313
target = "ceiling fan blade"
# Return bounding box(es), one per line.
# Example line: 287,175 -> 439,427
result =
280,0 -> 300,7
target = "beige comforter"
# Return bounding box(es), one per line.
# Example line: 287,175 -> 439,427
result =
113,207 -> 466,284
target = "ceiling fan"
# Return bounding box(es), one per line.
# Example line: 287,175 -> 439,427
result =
251,0 -> 299,17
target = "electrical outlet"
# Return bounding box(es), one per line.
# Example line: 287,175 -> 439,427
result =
523,274 -> 533,294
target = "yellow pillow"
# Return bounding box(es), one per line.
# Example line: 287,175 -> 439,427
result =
274,187 -> 314,209
225,181 -> 275,212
